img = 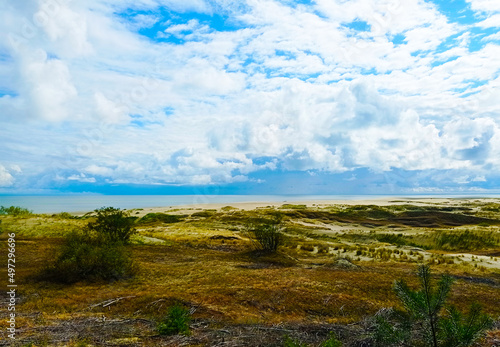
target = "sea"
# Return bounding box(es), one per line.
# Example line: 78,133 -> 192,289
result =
0,194 -> 497,214
0,195 -> 379,214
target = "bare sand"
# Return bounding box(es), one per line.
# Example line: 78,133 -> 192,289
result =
129,196 -> 498,217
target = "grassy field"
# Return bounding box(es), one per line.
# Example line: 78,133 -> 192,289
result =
1,199 -> 500,346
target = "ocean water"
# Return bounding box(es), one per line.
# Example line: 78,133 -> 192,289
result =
1,194 -> 497,214
0,194 -> 393,214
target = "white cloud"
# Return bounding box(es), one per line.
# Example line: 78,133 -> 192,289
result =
38,1 -> 93,57
2,0 -> 500,191
124,14 -> 160,31
476,13 -> 500,27
163,19 -> 202,35
172,58 -> 246,95
67,173 -> 96,183
11,48 -> 78,122
0,165 -> 15,187
84,164 -> 114,176
90,0 -> 212,14
441,116 -> 498,166
94,92 -> 129,124
482,31 -> 500,41
466,0 -> 500,13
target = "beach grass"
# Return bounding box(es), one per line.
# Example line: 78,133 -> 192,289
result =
1,199 -> 499,346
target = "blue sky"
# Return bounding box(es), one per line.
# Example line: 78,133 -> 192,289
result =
0,0 -> 500,195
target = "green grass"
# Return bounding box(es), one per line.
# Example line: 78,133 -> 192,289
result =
433,229 -> 499,251
136,212 -> 186,225
280,204 -> 308,210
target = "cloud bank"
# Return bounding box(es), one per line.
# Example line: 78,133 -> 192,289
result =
1,0 -> 500,194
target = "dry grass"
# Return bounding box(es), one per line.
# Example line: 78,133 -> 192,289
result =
1,201 -> 499,346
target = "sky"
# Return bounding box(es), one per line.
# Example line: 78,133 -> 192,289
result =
0,0 -> 500,195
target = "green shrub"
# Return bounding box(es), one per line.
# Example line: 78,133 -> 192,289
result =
373,308 -> 412,345
0,205 -> 33,217
283,335 -> 308,347
322,332 -> 342,347
439,303 -> 493,347
372,264 -> 493,347
157,304 -> 191,336
87,207 -> 136,244
246,214 -> 285,253
42,231 -> 134,283
40,207 -> 138,283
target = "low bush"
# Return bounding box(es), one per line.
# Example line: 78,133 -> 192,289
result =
0,205 -> 33,217
42,231 -> 135,283
157,304 -> 191,336
86,207 -> 136,244
246,214 -> 285,253
321,332 -> 342,347
283,336 -> 308,347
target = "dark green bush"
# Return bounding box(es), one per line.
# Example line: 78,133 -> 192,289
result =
246,214 -> 285,253
321,332 -> 342,347
87,207 -> 136,244
42,231 -> 134,283
439,303 -> 493,347
157,304 -> 191,336
282,335 -> 308,347
40,207 -> 138,283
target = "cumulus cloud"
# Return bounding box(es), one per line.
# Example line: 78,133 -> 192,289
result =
0,165 -> 15,187
466,0 -> 500,13
19,50 -> 77,121
1,0 -> 500,192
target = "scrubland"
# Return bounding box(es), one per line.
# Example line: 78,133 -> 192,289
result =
1,199 -> 499,346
